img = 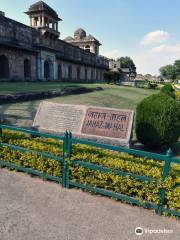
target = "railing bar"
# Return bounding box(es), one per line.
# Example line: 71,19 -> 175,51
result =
72,160 -> 156,182
0,143 -> 63,163
69,180 -> 158,210
171,157 -> 180,163
0,124 -> 64,140
70,138 -> 168,162
161,207 -> 180,217
0,160 -> 62,183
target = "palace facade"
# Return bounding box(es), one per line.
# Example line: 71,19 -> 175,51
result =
0,1 -> 109,81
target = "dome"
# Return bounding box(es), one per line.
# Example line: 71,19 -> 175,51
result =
85,34 -> 96,41
26,1 -> 61,20
74,28 -> 86,39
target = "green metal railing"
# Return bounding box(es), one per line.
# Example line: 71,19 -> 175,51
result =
0,125 -> 68,187
0,125 -> 179,217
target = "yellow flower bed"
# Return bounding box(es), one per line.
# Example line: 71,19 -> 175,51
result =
0,130 -> 179,215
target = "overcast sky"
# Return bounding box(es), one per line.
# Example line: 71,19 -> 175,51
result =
1,0 -> 180,75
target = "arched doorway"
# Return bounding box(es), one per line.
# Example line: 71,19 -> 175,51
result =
44,59 -> 53,80
96,71 -> 99,81
58,64 -> 62,80
24,59 -> 31,79
77,67 -> 80,80
85,68 -> 88,81
91,69 -> 94,81
68,66 -> 72,80
0,55 -> 9,79
85,45 -> 90,52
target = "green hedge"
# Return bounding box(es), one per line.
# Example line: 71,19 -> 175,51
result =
136,93 -> 180,149
0,130 -> 179,215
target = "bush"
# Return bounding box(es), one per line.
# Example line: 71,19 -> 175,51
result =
0,130 -> 179,214
135,93 -> 180,149
161,84 -> 175,99
147,82 -> 158,89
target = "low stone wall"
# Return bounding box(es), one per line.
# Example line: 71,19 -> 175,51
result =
119,81 -> 136,87
0,86 -> 103,104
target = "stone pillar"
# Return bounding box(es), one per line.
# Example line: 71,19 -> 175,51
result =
42,15 -> 45,27
52,22 -> 55,30
56,22 -> 58,31
54,61 -> 58,80
30,17 -> 32,27
38,16 -> 41,27
47,18 -> 49,28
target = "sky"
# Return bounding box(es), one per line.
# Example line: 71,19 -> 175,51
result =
1,0 -> 180,75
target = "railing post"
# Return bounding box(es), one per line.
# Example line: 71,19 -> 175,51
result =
0,126 -> 2,138
157,148 -> 172,215
65,131 -> 72,189
62,130 -> 68,188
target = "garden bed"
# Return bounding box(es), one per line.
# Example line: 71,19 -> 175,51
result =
0,130 -> 179,216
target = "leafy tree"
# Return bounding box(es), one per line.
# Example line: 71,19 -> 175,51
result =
174,60 -> 180,76
117,56 -> 137,77
159,65 -> 176,81
103,71 -> 120,84
104,72 -> 113,84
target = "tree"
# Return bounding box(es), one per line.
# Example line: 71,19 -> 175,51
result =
159,65 -> 176,81
104,72 -> 113,84
117,56 -> 137,79
174,60 -> 180,76
103,71 -> 120,84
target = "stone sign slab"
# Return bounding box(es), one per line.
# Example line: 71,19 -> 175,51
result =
33,101 -> 86,134
33,101 -> 134,146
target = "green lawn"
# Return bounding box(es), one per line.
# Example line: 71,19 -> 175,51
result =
0,83 -> 179,155
0,83 -> 157,127
0,82 -> 96,95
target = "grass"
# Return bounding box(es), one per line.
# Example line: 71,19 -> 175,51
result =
0,82 -> 96,95
0,83 -> 157,127
0,82 -> 179,156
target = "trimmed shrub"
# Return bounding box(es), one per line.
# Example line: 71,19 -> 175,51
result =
135,93 -> 180,149
161,84 -> 175,99
0,130 -> 179,214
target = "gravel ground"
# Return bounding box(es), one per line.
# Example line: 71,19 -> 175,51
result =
0,168 -> 179,240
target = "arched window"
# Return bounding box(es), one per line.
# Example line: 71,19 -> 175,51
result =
85,45 -> 90,52
0,55 -> 9,79
44,59 -> 53,80
77,67 -> 80,80
24,59 -> 31,79
94,46 -> 98,54
68,66 -> 72,80
58,64 -> 62,80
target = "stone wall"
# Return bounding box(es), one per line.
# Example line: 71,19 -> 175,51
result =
57,60 -> 105,82
0,47 -> 36,80
0,15 -> 109,82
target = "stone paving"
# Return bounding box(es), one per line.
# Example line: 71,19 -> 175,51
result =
0,169 -> 179,240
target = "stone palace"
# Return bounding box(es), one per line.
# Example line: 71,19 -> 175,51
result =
0,1 -> 109,81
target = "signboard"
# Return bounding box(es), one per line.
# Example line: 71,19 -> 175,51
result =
33,101 -> 134,146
